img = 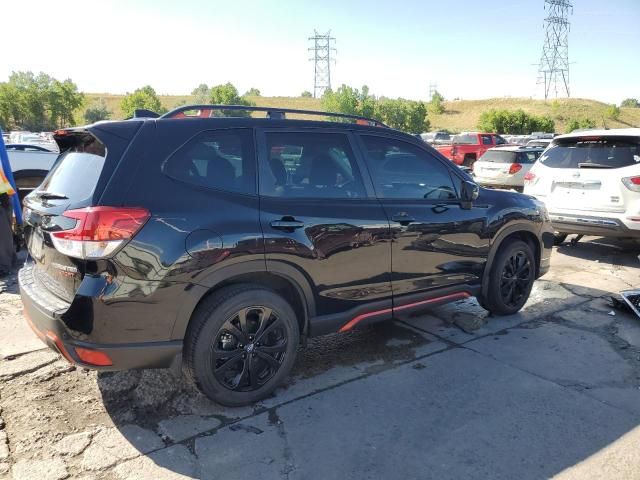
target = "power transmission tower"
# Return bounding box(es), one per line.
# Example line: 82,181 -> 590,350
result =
429,82 -> 438,100
308,30 -> 336,98
537,0 -> 573,99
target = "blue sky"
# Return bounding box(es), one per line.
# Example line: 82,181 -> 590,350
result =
2,0 -> 638,102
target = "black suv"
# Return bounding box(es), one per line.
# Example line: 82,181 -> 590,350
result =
20,105 -> 553,405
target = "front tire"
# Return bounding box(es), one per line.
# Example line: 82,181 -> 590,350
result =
480,239 -> 536,316
184,285 -> 299,406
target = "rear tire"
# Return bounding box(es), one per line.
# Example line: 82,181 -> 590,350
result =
184,285 -> 299,406
480,239 -> 536,316
462,154 -> 476,167
553,233 -> 568,246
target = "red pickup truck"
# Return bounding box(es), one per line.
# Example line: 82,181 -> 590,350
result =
435,132 -> 508,167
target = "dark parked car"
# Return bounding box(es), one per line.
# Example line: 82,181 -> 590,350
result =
20,105 -> 553,406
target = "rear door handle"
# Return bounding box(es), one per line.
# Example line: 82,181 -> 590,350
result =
391,213 -> 416,225
270,218 -> 305,231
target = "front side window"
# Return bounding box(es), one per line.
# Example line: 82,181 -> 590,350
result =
360,135 -> 457,200
163,128 -> 255,194
261,132 -> 365,198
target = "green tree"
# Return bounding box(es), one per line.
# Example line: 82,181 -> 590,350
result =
191,83 -> 210,104
244,88 -> 261,97
83,99 -> 112,124
322,84 -> 429,133
375,98 -> 429,133
477,109 -> 554,134
209,82 -> 254,116
301,91 -> 313,98
0,71 -> 83,130
428,90 -> 445,115
620,98 -> 639,108
120,86 -> 165,118
565,117 -> 596,133
605,104 -> 621,120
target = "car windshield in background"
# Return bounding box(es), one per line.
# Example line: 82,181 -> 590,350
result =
539,137 -> 640,169
480,150 -> 517,163
452,134 -> 477,145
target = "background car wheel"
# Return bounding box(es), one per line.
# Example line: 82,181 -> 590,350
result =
184,285 -> 300,406
462,154 -> 476,167
481,239 -> 536,316
553,233 -> 568,246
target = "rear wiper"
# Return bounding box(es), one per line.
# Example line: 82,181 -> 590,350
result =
578,163 -> 613,169
36,192 -> 69,200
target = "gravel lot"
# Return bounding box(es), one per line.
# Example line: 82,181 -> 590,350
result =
1,237 -> 639,480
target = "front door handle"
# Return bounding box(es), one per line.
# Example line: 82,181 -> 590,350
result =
270,217 -> 305,231
391,213 -> 416,226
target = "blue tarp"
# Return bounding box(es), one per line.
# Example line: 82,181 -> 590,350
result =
0,129 -> 22,224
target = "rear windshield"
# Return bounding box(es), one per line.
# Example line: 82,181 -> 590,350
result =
37,134 -> 106,201
480,150 -> 516,163
452,134 -> 477,145
539,137 -> 640,169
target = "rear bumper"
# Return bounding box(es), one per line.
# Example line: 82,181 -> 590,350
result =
549,213 -> 640,238
19,266 -> 182,371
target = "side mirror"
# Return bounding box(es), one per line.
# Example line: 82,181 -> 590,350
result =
460,180 -> 479,209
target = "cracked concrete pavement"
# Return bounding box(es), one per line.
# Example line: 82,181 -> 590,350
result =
1,237 -> 640,479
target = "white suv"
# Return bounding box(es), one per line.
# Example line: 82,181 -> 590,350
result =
523,128 -> 640,243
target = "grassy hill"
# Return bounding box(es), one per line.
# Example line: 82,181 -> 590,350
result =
84,94 -> 640,133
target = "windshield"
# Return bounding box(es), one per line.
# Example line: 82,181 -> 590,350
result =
480,150 -> 517,163
539,137 -> 640,169
37,134 -> 106,201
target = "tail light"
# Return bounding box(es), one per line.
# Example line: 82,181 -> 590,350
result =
523,171 -> 537,185
51,206 -> 150,259
622,176 -> 640,192
508,163 -> 523,175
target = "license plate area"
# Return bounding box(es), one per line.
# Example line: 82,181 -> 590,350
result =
28,228 -> 45,262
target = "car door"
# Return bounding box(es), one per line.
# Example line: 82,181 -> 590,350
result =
356,133 -> 490,301
257,128 -> 392,323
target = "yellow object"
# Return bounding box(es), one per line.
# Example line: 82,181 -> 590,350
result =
0,162 -> 15,196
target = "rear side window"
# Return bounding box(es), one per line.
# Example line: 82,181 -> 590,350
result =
480,150 -> 516,163
261,132 -> 366,199
540,137 -> 640,169
519,151 -> 541,164
163,128 -> 255,194
37,134 -> 105,202
360,135 -> 457,200
480,135 -> 493,145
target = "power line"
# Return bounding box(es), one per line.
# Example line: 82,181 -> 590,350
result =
308,30 -> 336,98
536,0 -> 573,99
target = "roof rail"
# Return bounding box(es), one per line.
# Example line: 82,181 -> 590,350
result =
159,104 -> 388,127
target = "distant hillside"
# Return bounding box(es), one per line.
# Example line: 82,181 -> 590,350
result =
430,97 -> 640,133
83,94 -> 640,133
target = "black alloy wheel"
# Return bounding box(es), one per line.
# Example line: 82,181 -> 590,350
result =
184,285 -> 299,406
478,239 -> 536,315
499,251 -> 532,308
213,306 -> 288,391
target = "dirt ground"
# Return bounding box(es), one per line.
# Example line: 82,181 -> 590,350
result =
1,237 -> 639,480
